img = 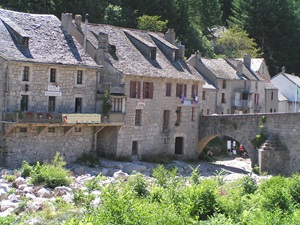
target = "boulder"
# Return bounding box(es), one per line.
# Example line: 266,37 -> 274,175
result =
36,188 -> 51,198
54,186 -> 72,196
113,170 -> 128,180
0,189 -> 7,201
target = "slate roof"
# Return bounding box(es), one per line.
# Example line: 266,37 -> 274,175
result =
0,9 -> 99,68
85,23 -> 202,81
200,58 -> 239,80
226,59 -> 258,80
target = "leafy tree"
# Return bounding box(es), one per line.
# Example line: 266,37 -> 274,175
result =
214,26 -> 261,58
137,15 -> 168,32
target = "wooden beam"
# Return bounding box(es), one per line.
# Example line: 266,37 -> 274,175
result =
37,126 -> 48,136
94,126 -> 105,152
64,126 -> 74,136
2,124 -> 15,139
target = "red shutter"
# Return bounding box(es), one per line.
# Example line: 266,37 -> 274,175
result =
150,82 -> 154,99
137,82 -> 141,98
196,85 -> 198,96
176,83 -> 179,97
130,81 -> 133,98
184,84 -> 187,97
143,82 -> 146,99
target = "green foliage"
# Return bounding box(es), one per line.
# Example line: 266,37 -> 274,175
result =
127,172 -> 149,197
29,153 -> 72,188
214,26 -> 261,58
287,173 -> 300,203
102,89 -> 111,117
3,174 -> 16,182
240,175 -> 257,195
0,214 -> 16,225
85,174 -> 104,192
21,160 -> 33,178
251,123 -> 268,149
252,164 -> 260,175
76,152 -> 99,167
137,15 -> 168,32
151,165 -> 178,187
190,165 -> 201,185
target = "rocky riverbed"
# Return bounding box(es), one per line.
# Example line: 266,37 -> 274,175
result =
0,156 -> 269,220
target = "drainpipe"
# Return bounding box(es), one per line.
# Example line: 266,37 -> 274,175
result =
5,66 -> 8,112
83,14 -> 89,53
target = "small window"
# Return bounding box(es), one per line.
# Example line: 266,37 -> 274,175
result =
22,66 -> 29,81
176,107 -> 181,123
130,81 -> 141,98
111,97 -> 123,112
143,82 -> 154,99
242,93 -> 248,100
221,93 -> 226,103
132,141 -> 138,155
135,109 -> 142,126
222,80 -> 226,89
166,83 -> 172,97
20,127 -> 27,132
191,107 -> 195,121
48,127 -> 55,132
50,68 -> 56,83
20,95 -> 28,111
207,109 -> 210,115
77,70 -> 83,84
150,49 -> 156,59
176,84 -> 187,97
271,91 -> 274,101
270,108 -> 273,113
202,91 -> 206,100
75,127 -> 82,132
48,96 -> 55,112
191,85 -> 198,98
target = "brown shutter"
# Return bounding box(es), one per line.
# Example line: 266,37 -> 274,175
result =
143,82 -> 146,99
176,83 -> 179,97
137,82 -> 141,98
191,85 -> 194,97
196,85 -> 198,96
150,82 -> 154,99
184,84 -> 187,97
130,81 -> 133,98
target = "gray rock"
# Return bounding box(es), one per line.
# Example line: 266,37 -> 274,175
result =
54,186 -> 72,196
0,189 -> 7,201
113,170 -> 128,180
36,188 -> 51,198
13,177 -> 26,188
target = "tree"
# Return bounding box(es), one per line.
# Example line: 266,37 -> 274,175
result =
137,15 -> 168,32
214,26 -> 261,58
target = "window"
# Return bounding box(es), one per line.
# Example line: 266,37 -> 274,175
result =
176,84 -> 187,97
221,93 -> 226,103
50,68 -> 56,83
271,91 -> 274,100
254,94 -> 259,104
163,110 -> 170,130
191,85 -> 198,98
20,127 -> 27,132
274,108 -> 276,113
176,107 -> 181,122
175,137 -> 183,155
191,107 -> 195,121
75,98 -> 82,113
22,66 -> 29,81
242,93 -> 248,100
150,49 -> 156,59
111,97 -> 123,112
202,91 -> 206,100
48,127 -> 55,132
77,70 -> 83,84
132,141 -> 138,155
20,95 -> 28,111
166,83 -> 172,97
48,96 -> 55,112
143,82 -> 154,99
130,81 -> 141,98
270,108 -> 273,113
135,109 -> 142,126
222,80 -> 226,89
207,109 -> 210,115
75,127 -> 82,132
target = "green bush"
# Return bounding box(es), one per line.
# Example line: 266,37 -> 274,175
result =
241,175 -> 257,195
21,160 -> 33,178
30,153 -> 72,188
3,174 -> 16,182
127,172 -> 149,197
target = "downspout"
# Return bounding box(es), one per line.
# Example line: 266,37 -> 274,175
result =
83,14 -> 88,53
5,66 -> 8,112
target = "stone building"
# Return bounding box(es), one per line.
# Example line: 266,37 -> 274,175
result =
61,14 -> 204,161
0,9 -> 107,167
188,52 -> 277,114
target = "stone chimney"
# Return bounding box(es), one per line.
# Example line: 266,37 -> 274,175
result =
237,61 -> 243,76
165,28 -> 175,45
97,32 -> 109,64
74,14 -> 82,28
178,44 -> 185,59
244,54 -> 251,69
196,50 -> 201,60
61,13 -> 73,34
281,66 -> 286,74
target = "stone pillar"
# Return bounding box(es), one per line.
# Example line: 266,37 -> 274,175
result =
244,54 -> 251,69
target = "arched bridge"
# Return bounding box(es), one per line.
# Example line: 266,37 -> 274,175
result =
198,113 -> 300,176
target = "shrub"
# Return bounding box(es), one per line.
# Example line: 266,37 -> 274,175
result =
3,174 -> 16,182
152,165 -> 178,187
241,175 -> 257,195
21,160 -> 33,178
30,153 -> 72,188
127,172 -> 149,197
76,152 -> 99,167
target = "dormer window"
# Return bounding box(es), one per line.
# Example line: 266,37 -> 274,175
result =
22,37 -> 29,46
150,49 -> 156,59
110,45 -> 116,54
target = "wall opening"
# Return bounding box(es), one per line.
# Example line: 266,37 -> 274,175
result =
175,137 -> 183,155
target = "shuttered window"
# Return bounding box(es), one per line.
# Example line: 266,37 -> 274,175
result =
176,84 -> 187,97
130,81 -> 141,98
191,85 -> 198,98
143,82 -> 154,99
166,83 -> 172,96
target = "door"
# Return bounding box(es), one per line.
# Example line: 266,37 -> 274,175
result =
75,98 -> 82,113
175,137 -> 183,155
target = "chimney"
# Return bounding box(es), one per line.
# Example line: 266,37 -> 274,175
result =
165,28 -> 175,45
74,14 -> 82,28
196,50 -> 201,60
178,44 -> 185,59
281,66 -> 286,74
237,61 -> 243,76
61,13 -> 73,34
244,54 -> 251,69
83,14 -> 89,53
97,32 -> 109,64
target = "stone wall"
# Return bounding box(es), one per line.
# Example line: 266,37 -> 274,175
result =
3,126 -> 94,167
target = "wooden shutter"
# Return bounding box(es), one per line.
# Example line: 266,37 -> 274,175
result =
176,83 -> 179,97
130,81 -> 134,98
196,85 -> 198,96
150,82 -> 154,99
143,82 -> 146,99
184,84 -> 187,97
137,81 -> 141,98
191,85 -> 194,98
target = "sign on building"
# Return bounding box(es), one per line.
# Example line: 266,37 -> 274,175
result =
62,114 -> 101,123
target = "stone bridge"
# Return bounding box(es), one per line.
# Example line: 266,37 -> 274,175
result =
198,113 -> 300,176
